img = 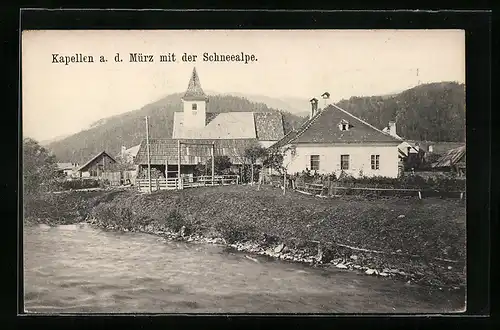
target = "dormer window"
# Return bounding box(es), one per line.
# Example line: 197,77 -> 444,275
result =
339,119 -> 350,131
192,104 -> 197,111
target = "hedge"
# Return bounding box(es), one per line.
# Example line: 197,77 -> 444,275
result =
292,173 -> 465,191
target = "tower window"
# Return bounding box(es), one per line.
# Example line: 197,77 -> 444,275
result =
192,104 -> 197,111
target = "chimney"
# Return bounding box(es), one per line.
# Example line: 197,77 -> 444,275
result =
321,92 -> 330,109
388,121 -> 397,137
428,145 -> 434,153
309,98 -> 318,119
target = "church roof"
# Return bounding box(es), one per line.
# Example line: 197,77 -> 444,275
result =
182,67 -> 208,101
172,111 -> 285,141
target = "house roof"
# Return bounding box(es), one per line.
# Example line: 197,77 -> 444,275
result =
173,112 -> 256,139
124,144 -> 141,157
407,140 -> 465,155
77,151 -> 116,172
253,112 -> 285,141
56,163 -> 74,170
431,145 -> 466,168
272,104 -> 401,147
182,67 -> 208,101
172,111 -> 285,141
134,138 -> 261,166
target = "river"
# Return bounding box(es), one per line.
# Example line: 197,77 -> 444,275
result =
23,224 -> 464,314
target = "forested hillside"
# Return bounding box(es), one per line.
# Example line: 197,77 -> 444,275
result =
47,94 -> 306,163
46,81 -> 465,163
335,82 -> 465,141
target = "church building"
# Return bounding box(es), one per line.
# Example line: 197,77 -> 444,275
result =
134,67 -> 286,180
172,67 -> 285,147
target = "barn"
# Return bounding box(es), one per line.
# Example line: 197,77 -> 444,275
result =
76,151 -> 117,178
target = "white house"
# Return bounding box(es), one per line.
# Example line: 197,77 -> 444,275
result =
172,67 -> 285,148
272,99 -> 402,178
118,144 -> 141,164
56,162 -> 79,177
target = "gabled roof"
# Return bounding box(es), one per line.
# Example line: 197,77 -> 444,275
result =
56,163 -> 74,170
431,145 -> 466,168
77,151 -> 116,172
253,112 -> 285,141
182,67 -> 208,101
173,112 -> 256,139
124,144 -> 141,157
134,138 -> 261,166
272,104 -> 401,146
172,111 -> 285,141
406,140 -> 465,155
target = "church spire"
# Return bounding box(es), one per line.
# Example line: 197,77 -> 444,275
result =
182,67 -> 208,101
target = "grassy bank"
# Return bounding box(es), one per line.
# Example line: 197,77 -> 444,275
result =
24,185 -> 466,289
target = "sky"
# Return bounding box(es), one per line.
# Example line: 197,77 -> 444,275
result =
22,29 -> 465,142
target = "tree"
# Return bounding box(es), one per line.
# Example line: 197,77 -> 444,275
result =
201,155 -> 233,175
244,145 -> 268,184
263,149 -> 285,174
23,138 -> 59,195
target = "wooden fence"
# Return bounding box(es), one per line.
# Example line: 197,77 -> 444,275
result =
296,182 -> 466,200
101,170 -> 137,186
136,175 -> 239,193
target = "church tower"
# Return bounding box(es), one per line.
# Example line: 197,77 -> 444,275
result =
181,67 -> 208,129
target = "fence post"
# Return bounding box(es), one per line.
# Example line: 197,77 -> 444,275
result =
156,178 -> 159,191
418,191 -> 422,199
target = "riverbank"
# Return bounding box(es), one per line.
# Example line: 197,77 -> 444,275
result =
24,185 -> 466,290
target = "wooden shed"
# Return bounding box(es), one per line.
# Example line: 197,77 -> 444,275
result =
76,151 -> 117,178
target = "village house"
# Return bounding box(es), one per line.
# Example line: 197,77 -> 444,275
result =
118,144 -> 141,164
431,144 -> 466,176
134,138 -> 261,179
76,151 -> 117,178
56,162 -> 79,177
382,122 -> 420,160
272,98 -> 402,178
134,67 -> 285,179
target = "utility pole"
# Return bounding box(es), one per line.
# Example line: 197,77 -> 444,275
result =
177,140 -> 181,189
283,169 -> 287,195
145,116 -> 152,194
211,144 -> 215,186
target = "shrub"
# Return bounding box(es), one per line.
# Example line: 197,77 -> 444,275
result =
214,218 -> 260,244
56,178 -> 100,190
293,172 -> 465,191
163,209 -> 187,233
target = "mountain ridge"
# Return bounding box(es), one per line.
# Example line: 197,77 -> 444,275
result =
45,81 -> 465,163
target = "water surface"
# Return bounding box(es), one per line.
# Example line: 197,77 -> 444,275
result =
24,224 -> 464,313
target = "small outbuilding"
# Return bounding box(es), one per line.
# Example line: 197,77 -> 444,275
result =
76,151 -> 117,178
431,145 -> 466,176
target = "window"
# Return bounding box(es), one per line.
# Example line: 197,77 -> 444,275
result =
339,120 -> 350,131
341,155 -> 349,170
192,104 -> 197,111
371,155 -> 380,170
310,155 -> 320,171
